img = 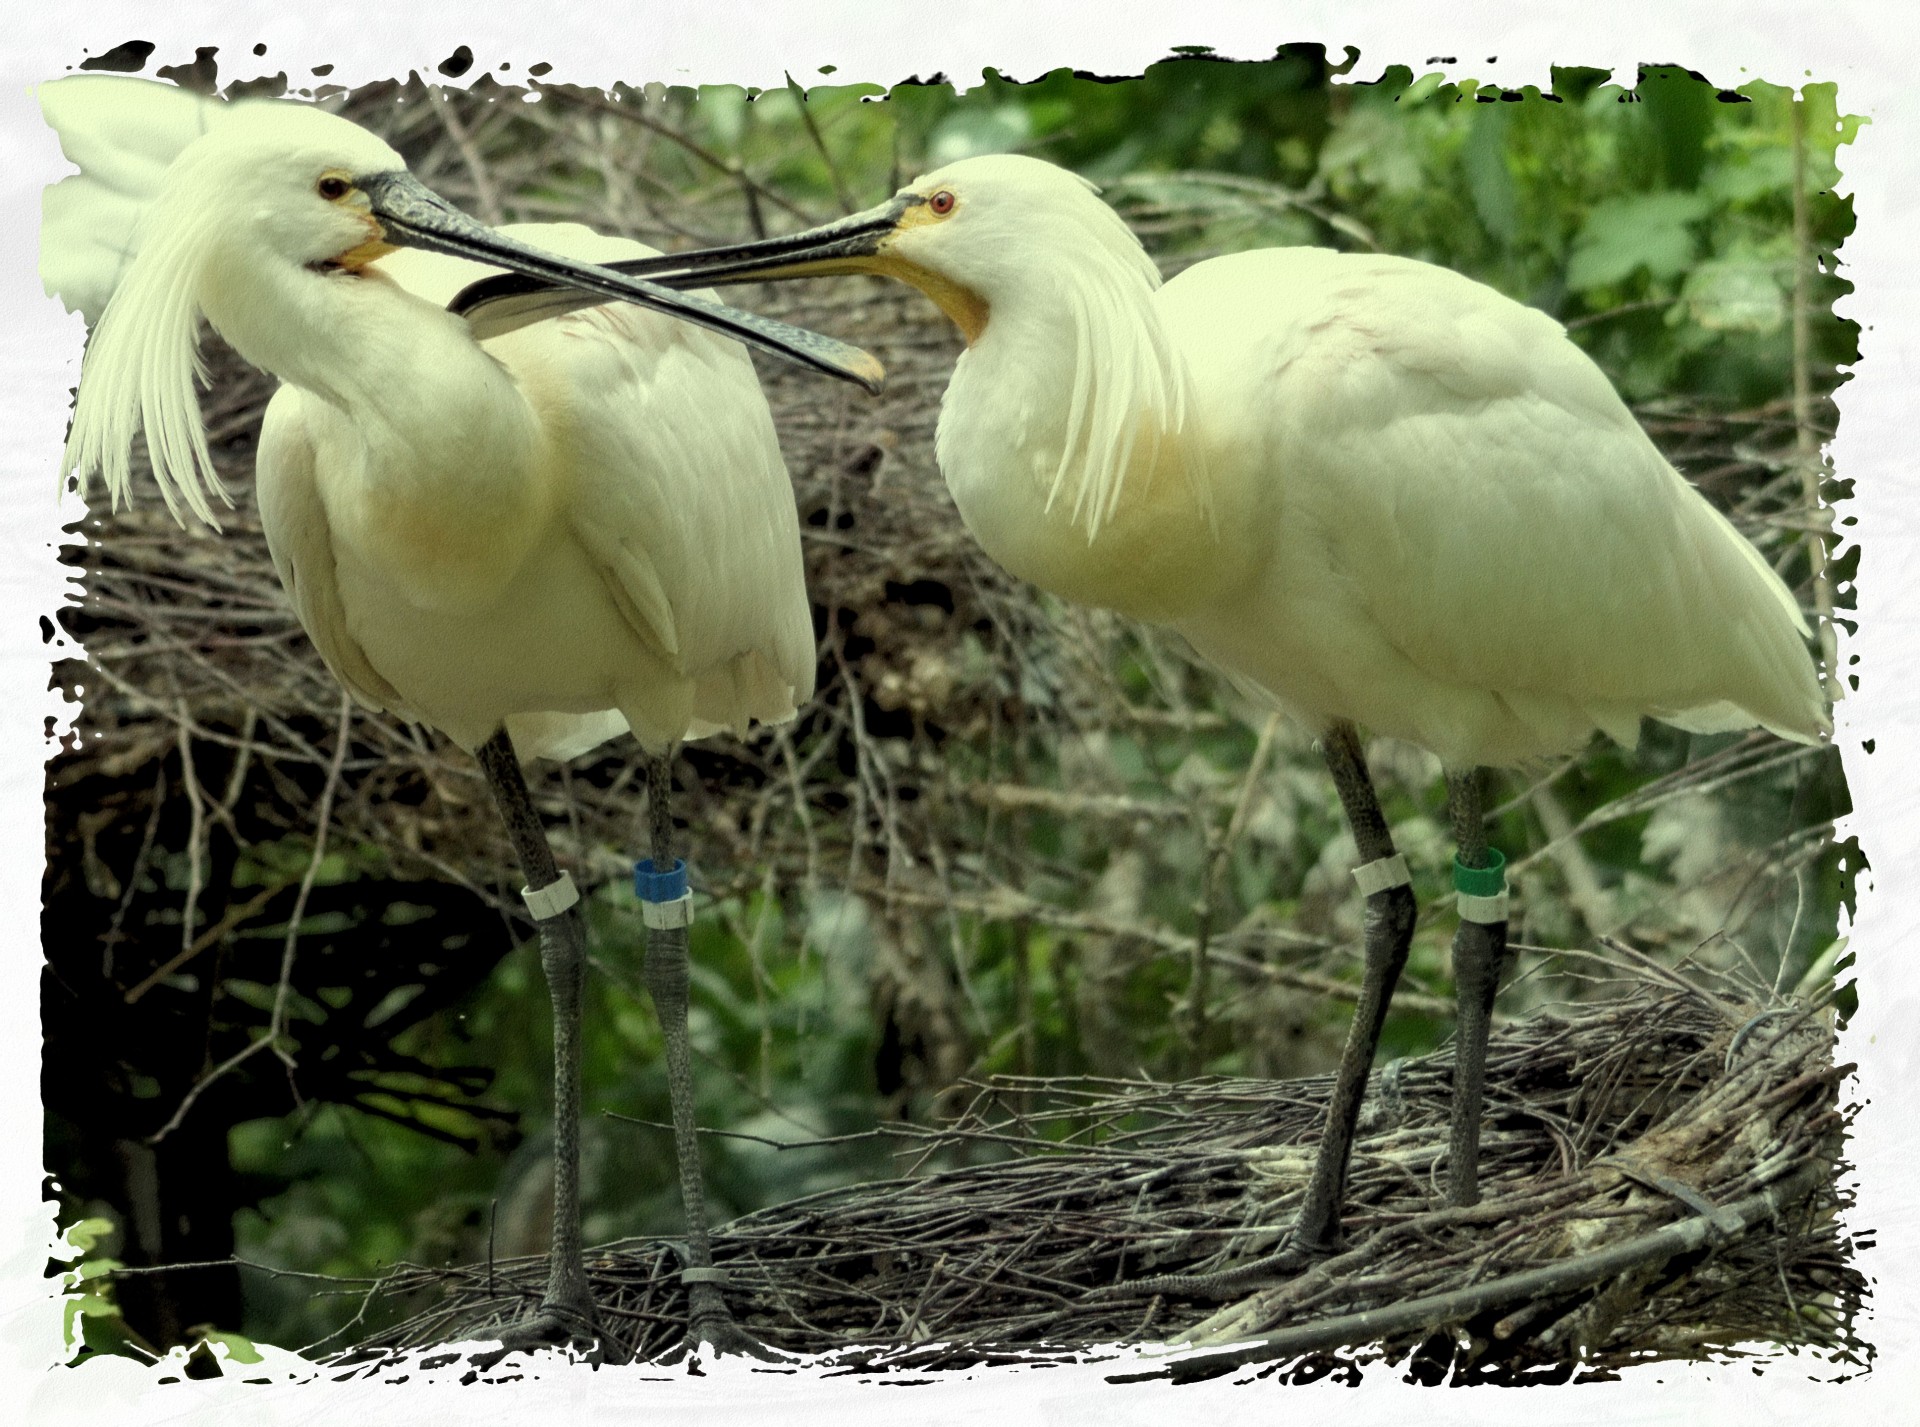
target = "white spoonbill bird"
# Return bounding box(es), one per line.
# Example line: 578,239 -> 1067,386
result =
525,151 -> 1831,1280
46,78 -> 883,1358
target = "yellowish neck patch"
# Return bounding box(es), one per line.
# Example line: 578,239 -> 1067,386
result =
878,254 -> 989,346
336,222 -> 398,272
729,247 -> 989,346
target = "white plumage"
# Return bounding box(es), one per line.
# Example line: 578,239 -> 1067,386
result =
901,158 -> 1827,769
46,82 -> 817,765
1159,247 -> 1822,767
253,227 -> 815,762
40,76 -> 236,325
42,77 -> 878,1354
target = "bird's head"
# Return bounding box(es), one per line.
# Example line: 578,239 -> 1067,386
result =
58,99 -> 884,529
167,104 -> 411,280
58,104 -> 454,528
866,154 -> 1159,329
535,153 -> 1162,349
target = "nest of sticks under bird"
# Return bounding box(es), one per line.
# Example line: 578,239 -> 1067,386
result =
342,953 -> 1861,1381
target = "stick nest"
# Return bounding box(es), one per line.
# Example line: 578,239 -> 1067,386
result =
347,955 -> 1861,1381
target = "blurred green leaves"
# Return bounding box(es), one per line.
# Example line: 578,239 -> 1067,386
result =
55,1217 -> 143,1363
1682,255 -> 1787,334
924,104 -> 1032,167
1566,191 -> 1713,290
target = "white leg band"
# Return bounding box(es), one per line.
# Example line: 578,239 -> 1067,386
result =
641,893 -> 695,930
520,871 -> 579,921
1457,889 -> 1509,924
1352,853 -> 1412,897
678,1266 -> 729,1286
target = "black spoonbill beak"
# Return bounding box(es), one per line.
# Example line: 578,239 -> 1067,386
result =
357,169 -> 886,393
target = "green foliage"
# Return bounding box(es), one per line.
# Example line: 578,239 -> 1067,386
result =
1566,191 -> 1714,290
54,1217 -> 146,1363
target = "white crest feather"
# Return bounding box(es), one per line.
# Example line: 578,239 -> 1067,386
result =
60,167 -> 230,529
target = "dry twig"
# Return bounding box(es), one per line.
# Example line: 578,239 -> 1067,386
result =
339,958 -> 1858,1377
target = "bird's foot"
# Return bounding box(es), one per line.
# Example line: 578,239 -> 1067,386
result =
468,1299 -> 624,1371
650,1307 -> 785,1367
645,1243 -> 784,1365
675,1309 -> 786,1365
1088,1231 -> 1339,1303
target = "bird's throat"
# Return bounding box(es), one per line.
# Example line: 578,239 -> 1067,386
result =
879,256 -> 989,346
745,251 -> 989,346
335,233 -> 399,271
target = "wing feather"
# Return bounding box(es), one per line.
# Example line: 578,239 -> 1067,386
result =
1166,249 -> 1825,762
544,304 -> 818,729
471,225 -> 818,735
255,389 -> 409,716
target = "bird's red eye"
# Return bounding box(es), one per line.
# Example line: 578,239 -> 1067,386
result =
317,176 -> 351,201
928,189 -> 956,216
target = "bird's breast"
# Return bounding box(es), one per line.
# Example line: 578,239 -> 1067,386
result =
937,382 -> 1242,624
325,516 -> 671,754
939,435 -> 1232,624
315,405 -> 557,614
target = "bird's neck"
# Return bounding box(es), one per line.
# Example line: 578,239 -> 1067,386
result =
213,261 -> 531,462
935,249 -> 1219,623
207,258 -> 552,608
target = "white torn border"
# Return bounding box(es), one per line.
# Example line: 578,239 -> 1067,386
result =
1,3 -> 1908,1423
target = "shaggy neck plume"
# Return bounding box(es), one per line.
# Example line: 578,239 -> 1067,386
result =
943,225 -> 1205,545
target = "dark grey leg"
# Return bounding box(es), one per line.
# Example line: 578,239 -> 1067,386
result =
1289,720 -> 1420,1252
473,730 -> 600,1356
1085,721 -> 1416,1302
640,753 -> 770,1358
1444,767 -> 1510,1208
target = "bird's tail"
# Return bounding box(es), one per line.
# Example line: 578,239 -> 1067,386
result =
1659,486 -> 1833,745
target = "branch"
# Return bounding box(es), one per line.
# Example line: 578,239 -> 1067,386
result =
147,692 -> 355,1143
1789,93 -> 1842,701
1110,1157 -> 1830,1383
